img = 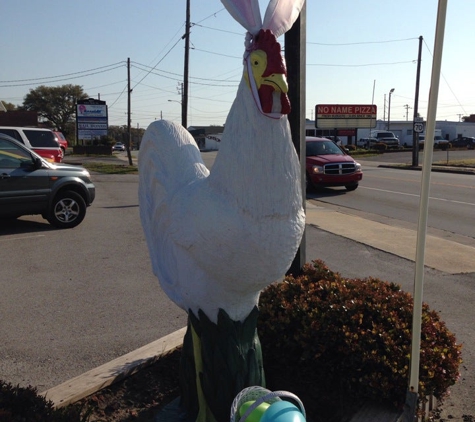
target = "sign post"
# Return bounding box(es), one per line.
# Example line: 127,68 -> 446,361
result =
76,98 -> 108,145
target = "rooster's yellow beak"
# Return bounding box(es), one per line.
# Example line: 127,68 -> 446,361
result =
261,72 -> 288,94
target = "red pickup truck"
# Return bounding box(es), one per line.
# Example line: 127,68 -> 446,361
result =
305,137 -> 363,192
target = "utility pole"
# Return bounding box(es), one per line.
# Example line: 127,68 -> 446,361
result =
182,0 -> 190,128
286,2 -> 306,276
404,104 -> 412,121
412,36 -> 423,167
126,57 -> 133,165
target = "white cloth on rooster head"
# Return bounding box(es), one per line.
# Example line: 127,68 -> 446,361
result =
221,0 -> 305,119
221,0 -> 305,38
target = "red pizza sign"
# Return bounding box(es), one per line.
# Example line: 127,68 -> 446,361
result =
315,104 -> 377,129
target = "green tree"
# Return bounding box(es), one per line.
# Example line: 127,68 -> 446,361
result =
22,84 -> 88,138
0,101 -> 18,111
108,125 -> 145,149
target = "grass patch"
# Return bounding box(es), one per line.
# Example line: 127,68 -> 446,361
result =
433,158 -> 475,168
350,151 -> 379,158
83,162 -> 138,174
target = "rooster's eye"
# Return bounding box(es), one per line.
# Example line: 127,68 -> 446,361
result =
249,50 -> 267,75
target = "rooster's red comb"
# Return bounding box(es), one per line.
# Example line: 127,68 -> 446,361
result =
252,29 -> 286,76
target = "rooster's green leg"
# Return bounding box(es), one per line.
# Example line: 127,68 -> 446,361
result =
179,307 -> 265,422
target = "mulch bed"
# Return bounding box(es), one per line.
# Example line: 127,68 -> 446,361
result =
77,347 -> 363,422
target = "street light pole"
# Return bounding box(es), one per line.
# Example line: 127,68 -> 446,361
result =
168,99 -> 182,123
387,88 -> 395,130
182,0 -> 190,128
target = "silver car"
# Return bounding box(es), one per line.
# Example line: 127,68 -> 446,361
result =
0,133 -> 95,229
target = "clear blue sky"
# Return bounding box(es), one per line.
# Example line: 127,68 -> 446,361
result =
1,0 -> 473,129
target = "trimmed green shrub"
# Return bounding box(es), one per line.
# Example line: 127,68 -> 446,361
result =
0,380 -> 87,421
258,260 -> 462,408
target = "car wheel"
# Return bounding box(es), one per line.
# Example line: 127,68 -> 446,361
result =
345,183 -> 358,192
47,191 -> 87,229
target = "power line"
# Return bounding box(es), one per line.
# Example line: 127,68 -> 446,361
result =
131,37 -> 183,90
307,60 -> 415,67
108,83 -> 129,109
307,37 -> 419,46
191,48 -> 241,60
132,62 -> 239,84
192,22 -> 243,36
0,62 -> 125,87
193,7 -> 226,25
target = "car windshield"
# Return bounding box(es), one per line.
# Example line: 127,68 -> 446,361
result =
374,132 -> 394,138
0,138 -> 34,167
306,140 -> 344,156
24,130 -> 58,147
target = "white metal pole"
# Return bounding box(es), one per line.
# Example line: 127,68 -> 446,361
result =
409,0 -> 448,394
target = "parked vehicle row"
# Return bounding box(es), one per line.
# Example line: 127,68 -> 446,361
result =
0,126 -> 64,163
356,131 -> 400,149
418,136 -> 475,150
357,134 -> 474,151
450,136 -> 475,149
418,134 -> 451,150
0,133 -> 95,229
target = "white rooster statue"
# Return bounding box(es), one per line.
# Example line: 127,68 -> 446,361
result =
139,1 -> 305,421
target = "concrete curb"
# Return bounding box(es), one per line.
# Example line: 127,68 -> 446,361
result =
41,327 -> 186,408
377,163 -> 475,175
305,202 -> 475,274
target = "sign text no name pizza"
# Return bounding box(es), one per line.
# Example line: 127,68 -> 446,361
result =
315,104 -> 377,129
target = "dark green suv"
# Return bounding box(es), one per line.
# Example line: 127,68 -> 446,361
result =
0,133 -> 95,229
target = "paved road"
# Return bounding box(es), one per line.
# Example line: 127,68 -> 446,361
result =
0,152 -> 473,419
0,172 -> 188,391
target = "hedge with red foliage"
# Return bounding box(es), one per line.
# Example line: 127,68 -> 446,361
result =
258,260 -> 462,407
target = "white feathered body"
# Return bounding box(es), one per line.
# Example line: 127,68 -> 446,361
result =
139,79 -> 305,323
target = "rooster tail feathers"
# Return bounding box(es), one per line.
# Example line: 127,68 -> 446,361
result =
138,120 -> 209,311
139,120 -> 209,196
